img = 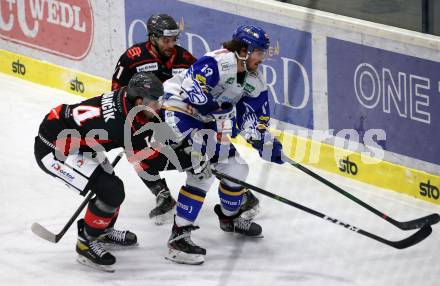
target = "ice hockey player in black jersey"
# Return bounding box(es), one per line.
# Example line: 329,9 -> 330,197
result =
34,72 -> 197,272
112,13 -> 196,89
111,14 -> 197,224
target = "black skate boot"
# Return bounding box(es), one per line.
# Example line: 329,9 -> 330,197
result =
148,180 -> 176,225
76,219 -> 116,272
98,228 -> 138,249
165,218 -> 206,265
239,189 -> 260,220
214,204 -> 263,238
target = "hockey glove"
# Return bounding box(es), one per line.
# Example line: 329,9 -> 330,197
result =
188,151 -> 212,181
245,126 -> 284,165
183,145 -> 212,181
212,103 -> 235,135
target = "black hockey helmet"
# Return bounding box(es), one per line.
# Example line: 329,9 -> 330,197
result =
147,14 -> 180,38
126,72 -> 163,105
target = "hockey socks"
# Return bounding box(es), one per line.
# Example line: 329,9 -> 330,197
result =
218,183 -> 245,216
175,185 -> 206,224
83,199 -> 115,237
219,183 -> 260,219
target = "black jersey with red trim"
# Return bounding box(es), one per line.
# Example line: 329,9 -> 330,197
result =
38,88 -> 141,153
111,41 -> 196,90
37,88 -> 191,173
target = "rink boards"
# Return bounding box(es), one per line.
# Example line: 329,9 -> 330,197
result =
0,49 -> 109,99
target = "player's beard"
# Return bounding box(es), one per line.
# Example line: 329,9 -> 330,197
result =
160,47 -> 174,58
246,61 -> 261,72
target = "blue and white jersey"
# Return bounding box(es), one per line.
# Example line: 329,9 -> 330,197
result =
163,48 -> 271,134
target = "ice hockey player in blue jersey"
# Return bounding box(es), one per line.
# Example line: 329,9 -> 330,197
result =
161,24 -> 284,265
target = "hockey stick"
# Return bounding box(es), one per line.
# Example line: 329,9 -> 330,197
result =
281,156 -> 440,230
212,170 -> 432,249
31,151 -> 125,243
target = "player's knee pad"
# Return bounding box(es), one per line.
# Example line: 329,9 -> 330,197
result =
215,155 -> 249,188
91,173 -> 125,207
186,171 -> 215,191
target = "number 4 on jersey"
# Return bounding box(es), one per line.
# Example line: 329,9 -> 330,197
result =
72,106 -> 100,126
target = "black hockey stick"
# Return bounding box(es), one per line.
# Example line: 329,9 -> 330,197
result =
212,170 -> 432,249
281,156 -> 440,230
31,152 -> 125,243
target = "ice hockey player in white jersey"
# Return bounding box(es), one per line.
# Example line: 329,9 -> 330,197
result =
161,25 -> 284,265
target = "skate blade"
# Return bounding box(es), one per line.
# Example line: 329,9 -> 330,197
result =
223,230 -> 264,239
165,249 -> 205,265
76,255 -> 115,273
152,210 -> 174,225
234,232 -> 264,239
240,205 -> 261,220
100,242 -> 139,250
248,233 -> 264,239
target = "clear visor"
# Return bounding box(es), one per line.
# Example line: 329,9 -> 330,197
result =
158,36 -> 178,45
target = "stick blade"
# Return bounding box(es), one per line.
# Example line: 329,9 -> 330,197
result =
31,223 -> 58,243
390,225 -> 432,249
399,213 -> 440,230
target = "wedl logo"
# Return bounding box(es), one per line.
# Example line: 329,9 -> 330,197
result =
0,0 -> 94,60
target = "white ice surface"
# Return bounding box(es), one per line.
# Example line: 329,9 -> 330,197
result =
0,74 -> 439,286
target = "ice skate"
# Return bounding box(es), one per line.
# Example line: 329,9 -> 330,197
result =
239,189 -> 260,220
149,188 -> 176,225
76,220 -> 116,273
165,219 -> 206,265
214,204 -> 263,238
98,227 -> 138,250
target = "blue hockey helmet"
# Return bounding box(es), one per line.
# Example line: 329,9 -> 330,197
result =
232,25 -> 270,52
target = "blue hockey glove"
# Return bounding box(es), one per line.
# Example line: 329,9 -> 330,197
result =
264,138 -> 284,164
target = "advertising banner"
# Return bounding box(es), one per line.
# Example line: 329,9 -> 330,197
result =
0,0 -> 94,60
327,37 -> 440,165
124,0 -> 313,128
